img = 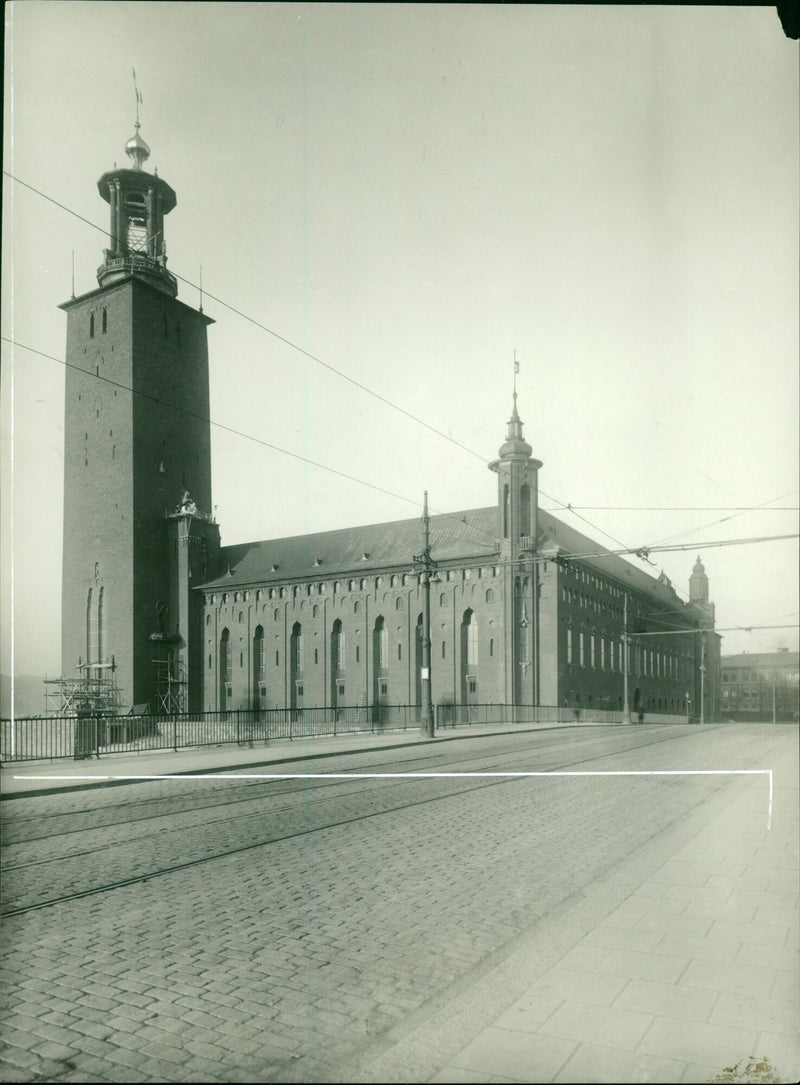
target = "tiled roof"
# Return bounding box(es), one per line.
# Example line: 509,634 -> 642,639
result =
199,503 -> 695,612
721,652 -> 799,669
200,507 -> 499,588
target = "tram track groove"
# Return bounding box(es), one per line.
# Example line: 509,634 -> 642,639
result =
0,726 -> 749,914
1,727 -> 699,866
0,725 -> 694,844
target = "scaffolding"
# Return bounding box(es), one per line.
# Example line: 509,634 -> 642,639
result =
154,657 -> 187,714
44,664 -> 122,718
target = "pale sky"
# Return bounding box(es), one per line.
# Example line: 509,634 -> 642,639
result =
2,2 -> 798,683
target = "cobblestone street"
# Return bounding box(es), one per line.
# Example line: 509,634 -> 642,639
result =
1,724 -> 796,1083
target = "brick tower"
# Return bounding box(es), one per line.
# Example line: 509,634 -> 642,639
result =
488,385 -> 543,706
59,122 -> 218,712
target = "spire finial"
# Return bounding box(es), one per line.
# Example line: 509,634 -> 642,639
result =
511,350 -> 520,420
125,69 -> 150,169
132,67 -> 142,126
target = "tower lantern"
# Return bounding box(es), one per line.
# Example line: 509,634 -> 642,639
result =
96,123 -> 178,297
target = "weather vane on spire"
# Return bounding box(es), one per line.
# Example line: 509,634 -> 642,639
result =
132,67 -> 143,126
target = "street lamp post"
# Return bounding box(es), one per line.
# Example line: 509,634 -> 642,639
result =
623,593 -> 631,724
413,492 -> 436,739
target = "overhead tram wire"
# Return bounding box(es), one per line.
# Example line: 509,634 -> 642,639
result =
2,336 -> 507,553
6,334 -> 798,590
2,169 -> 683,560
646,492 -> 798,549
5,170 -> 797,562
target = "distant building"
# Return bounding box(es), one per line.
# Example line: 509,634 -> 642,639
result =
720,650 -> 800,721
58,125 -> 721,722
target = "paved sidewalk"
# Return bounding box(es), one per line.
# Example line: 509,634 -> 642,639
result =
0,719 -> 599,798
350,728 -> 799,1084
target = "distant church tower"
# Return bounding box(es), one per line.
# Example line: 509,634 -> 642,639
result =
489,390 -> 543,705
59,122 -> 218,712
689,555 -> 715,629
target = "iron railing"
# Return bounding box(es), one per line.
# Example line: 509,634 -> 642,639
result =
0,703 -> 687,764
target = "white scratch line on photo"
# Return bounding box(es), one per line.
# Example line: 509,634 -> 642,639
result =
12,768 -> 774,828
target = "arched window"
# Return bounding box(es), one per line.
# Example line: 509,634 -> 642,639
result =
374,617 -> 388,670
97,587 -> 105,664
354,600 -> 361,614
395,597 -> 404,610
390,575 -> 399,587
520,484 -> 531,537
485,589 -> 495,603
238,611 -> 244,623
102,308 -> 107,333
219,628 -> 231,709
460,609 -> 479,702
332,620 -> 345,672
465,611 -> 478,667
89,313 -> 95,338
312,604 -> 319,618
86,588 -> 95,670
590,629 -> 596,668
440,593 -> 448,607
503,484 -> 510,538
253,625 -> 265,684
291,623 -> 303,673
566,626 -> 573,664
579,629 -> 585,667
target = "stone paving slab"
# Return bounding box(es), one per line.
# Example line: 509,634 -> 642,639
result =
2,723 -> 797,1084
348,727 -> 799,1084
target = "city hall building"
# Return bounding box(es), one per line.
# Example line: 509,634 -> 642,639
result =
58,126 -> 721,723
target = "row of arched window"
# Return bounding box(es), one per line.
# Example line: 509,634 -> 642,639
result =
211,611 -> 484,676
